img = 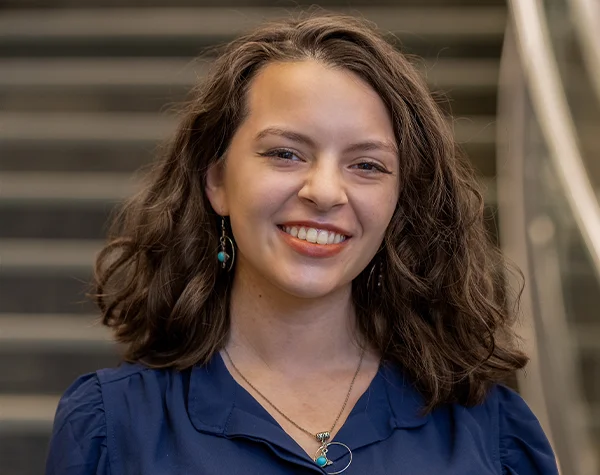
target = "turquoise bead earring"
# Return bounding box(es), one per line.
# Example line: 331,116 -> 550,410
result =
218,217 -> 235,271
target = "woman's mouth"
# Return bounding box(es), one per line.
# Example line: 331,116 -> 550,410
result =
277,225 -> 348,246
276,224 -> 349,258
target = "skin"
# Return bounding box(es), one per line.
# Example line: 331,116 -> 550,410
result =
205,60 -> 399,457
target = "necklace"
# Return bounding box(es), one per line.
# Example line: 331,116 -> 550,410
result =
222,347 -> 364,474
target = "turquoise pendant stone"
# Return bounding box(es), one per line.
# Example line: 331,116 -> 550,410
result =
316,456 -> 328,467
217,251 -> 227,263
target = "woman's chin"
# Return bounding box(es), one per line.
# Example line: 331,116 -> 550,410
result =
275,278 -> 346,300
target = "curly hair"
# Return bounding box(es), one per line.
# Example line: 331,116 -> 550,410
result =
93,10 -> 527,412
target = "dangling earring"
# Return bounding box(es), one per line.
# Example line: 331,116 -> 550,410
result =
217,217 -> 235,272
367,259 -> 383,290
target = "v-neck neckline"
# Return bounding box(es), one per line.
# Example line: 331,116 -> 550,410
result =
187,350 -> 429,471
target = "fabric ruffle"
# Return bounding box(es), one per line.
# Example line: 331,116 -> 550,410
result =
45,373 -> 110,475
497,385 -> 558,474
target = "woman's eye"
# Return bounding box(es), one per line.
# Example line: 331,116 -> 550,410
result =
353,161 -> 389,174
260,149 -> 301,161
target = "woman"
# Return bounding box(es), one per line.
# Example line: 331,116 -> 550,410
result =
46,11 -> 558,475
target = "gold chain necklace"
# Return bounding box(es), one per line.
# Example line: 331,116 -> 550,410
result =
222,347 -> 364,474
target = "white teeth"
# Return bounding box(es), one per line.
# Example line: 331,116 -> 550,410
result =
317,230 -> 329,245
306,228 -> 318,243
281,225 -> 348,245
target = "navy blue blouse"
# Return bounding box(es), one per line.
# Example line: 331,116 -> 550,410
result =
46,352 -> 558,474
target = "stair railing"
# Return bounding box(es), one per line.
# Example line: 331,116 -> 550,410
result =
569,0 -> 600,107
498,1 -> 600,474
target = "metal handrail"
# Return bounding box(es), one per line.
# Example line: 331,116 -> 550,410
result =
502,1 -> 600,473
508,0 -> 600,284
570,0 -> 600,106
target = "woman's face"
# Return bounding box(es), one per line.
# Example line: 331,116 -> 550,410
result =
207,60 -> 399,299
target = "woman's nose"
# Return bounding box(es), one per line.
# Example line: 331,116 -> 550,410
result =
297,158 -> 348,211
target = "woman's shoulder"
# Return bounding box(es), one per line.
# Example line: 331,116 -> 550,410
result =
49,362 -> 155,432
68,361 -> 189,407
54,362 -> 157,411
46,363 -> 188,474
428,383 -> 558,474
51,362 -> 161,428
422,383 -> 558,474
475,383 -> 559,474
95,361 -> 155,385
46,371 -> 110,474
441,382 -> 551,435
51,371 -> 106,437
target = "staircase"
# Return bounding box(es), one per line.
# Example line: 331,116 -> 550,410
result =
0,1 -> 506,473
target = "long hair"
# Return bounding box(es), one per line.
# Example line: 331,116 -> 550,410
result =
93,10 -> 527,412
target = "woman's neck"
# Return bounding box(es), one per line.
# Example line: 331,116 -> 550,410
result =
226,263 -> 363,374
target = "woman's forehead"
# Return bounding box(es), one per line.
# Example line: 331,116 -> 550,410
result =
242,60 -> 396,145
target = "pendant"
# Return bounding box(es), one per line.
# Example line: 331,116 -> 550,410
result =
313,432 -> 353,474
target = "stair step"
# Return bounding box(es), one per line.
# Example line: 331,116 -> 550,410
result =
0,113 -> 498,175
0,111 -> 172,142
0,6 -> 506,41
0,312 -> 118,394
0,173 -> 135,241
0,57 -> 204,88
0,57 -> 499,115
0,340 -> 119,393
0,172 -> 137,202
0,0 -> 507,8
0,57 -> 498,89
0,313 -> 110,347
0,201 -> 114,240
0,239 -> 102,270
0,431 -> 50,475
0,7 -> 504,58
0,243 -> 101,312
0,266 -> 94,314
0,109 -> 497,143
0,395 -> 58,430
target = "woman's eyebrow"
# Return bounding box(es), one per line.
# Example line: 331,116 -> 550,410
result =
254,127 -> 317,148
344,140 -> 398,156
254,127 -> 397,155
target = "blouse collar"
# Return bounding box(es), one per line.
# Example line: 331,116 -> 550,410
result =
187,351 -> 429,467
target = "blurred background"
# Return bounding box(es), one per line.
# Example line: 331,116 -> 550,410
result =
0,0 -> 598,473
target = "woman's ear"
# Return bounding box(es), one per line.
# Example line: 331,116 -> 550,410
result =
205,160 -> 229,216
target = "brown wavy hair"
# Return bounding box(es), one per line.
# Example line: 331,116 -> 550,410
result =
93,10 -> 527,412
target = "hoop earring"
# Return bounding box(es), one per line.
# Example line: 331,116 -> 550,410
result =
366,259 -> 383,290
217,217 -> 235,272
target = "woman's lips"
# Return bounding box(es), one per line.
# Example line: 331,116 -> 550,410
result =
277,226 -> 349,257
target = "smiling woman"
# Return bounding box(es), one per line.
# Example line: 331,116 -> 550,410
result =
46,10 -> 558,475
205,60 -> 399,299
